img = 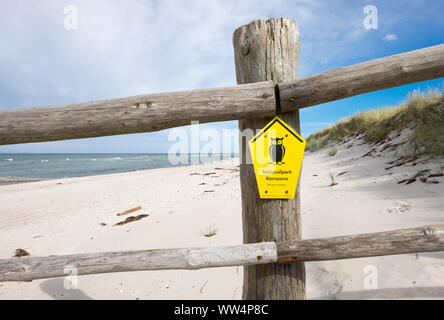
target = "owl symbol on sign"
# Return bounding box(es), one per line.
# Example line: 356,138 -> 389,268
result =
269,137 -> 286,165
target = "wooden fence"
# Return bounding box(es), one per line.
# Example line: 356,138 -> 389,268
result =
0,17 -> 444,299
1,225 -> 444,282
1,43 -> 443,145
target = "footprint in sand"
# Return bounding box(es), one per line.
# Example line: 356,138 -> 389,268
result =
309,266 -> 349,299
387,200 -> 412,214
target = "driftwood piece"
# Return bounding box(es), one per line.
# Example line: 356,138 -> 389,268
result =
117,206 -> 142,216
114,214 -> 149,226
13,249 -> 30,258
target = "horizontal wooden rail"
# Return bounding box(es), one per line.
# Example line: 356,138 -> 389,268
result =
0,82 -> 276,145
1,225 -> 443,282
277,224 -> 444,262
0,243 -> 277,282
0,44 -> 443,146
279,44 -> 444,111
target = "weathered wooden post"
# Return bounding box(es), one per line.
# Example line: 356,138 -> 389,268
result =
233,18 -> 305,299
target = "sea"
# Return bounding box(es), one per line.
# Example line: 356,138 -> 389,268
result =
0,153 -> 237,180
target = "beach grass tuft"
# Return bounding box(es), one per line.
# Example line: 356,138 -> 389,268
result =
329,171 -> 338,186
203,224 -> 218,237
328,147 -> 338,157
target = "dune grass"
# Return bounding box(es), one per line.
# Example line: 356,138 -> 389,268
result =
328,147 -> 338,157
329,171 -> 338,186
306,88 -> 444,159
202,224 -> 218,237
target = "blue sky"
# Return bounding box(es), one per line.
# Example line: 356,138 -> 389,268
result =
0,0 -> 443,153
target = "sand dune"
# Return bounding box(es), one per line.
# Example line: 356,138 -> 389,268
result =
0,135 -> 443,299
302,131 -> 444,299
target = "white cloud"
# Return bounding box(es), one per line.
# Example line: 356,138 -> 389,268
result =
0,0 -> 371,110
1,0 -> 442,152
383,33 -> 398,41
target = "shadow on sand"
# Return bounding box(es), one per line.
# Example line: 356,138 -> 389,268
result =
40,278 -> 93,300
316,286 -> 444,300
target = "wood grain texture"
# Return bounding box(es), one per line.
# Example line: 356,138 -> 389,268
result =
233,17 -> 305,300
2,225 -> 444,283
0,82 -> 275,145
1,44 -> 443,146
0,242 -> 277,282
277,225 -> 444,262
279,44 -> 444,111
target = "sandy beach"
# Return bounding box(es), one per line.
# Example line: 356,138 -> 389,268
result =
1,135 -> 444,299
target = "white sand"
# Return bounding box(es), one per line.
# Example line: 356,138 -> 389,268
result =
0,136 -> 444,299
302,132 -> 444,299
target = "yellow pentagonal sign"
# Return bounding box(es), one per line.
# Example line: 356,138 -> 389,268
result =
249,116 -> 306,199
